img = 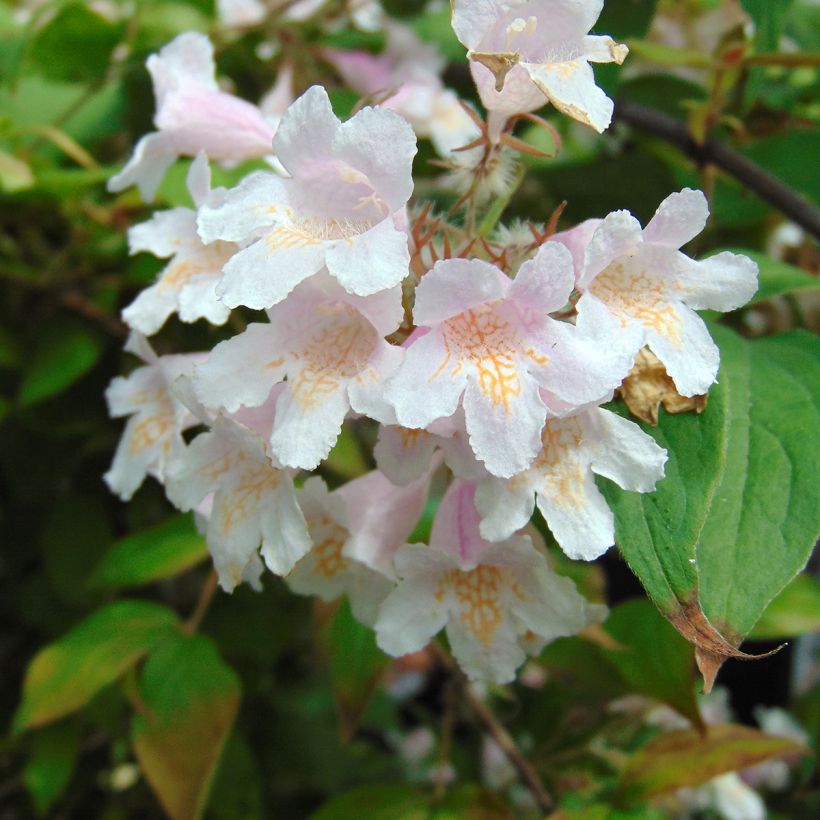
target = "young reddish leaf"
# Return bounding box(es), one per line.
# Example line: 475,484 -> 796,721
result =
618,724 -> 808,800
131,633 -> 241,820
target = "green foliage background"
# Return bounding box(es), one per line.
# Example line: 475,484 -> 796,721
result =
0,0 -> 818,817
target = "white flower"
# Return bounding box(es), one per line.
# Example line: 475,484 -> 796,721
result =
193,274 -> 404,470
123,154 -> 236,335
475,406 -> 667,559
375,481 -> 605,683
196,85 -> 417,309
568,189 -> 759,396
104,334 -> 204,500
451,0 -> 628,140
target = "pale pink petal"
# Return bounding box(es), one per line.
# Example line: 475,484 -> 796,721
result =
333,105 -> 417,213
429,482 -> 490,567
643,188 -> 710,249
446,614 -> 526,684
216,231 -> 326,310
347,341 -> 405,422
128,207 -> 197,258
340,283 -> 404,336
387,329 -> 468,429
375,545 -> 455,656
583,35 -> 629,64
176,274 -> 231,326
258,63 -> 294,123
675,251 -> 759,312
325,218 -> 410,296
374,425 -> 438,486
186,152 -> 212,208
474,474 -> 536,542
525,60 -> 613,133
197,170 -> 288,244
413,258 -> 507,327
107,132 -> 175,200
536,470 -> 615,560
645,303 -> 720,397
339,468 -> 432,578
550,218 -> 602,282
451,0 -> 500,50
272,85 -> 341,177
165,425 -> 232,512
194,323 -> 286,412
585,407 -> 667,492
122,281 -> 180,336
269,383 -> 349,470
508,241 -> 575,314
463,374 -> 545,478
147,32 -> 218,102
581,210 -> 644,286
258,484 -> 313,575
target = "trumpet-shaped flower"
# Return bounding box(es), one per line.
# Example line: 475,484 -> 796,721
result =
375,482 -> 605,683
109,33 -> 285,200
194,274 -> 404,470
451,0 -> 628,140
104,334 -> 205,500
569,189 -> 759,396
386,244 -> 639,478
123,155 -> 237,335
166,405 -> 311,590
197,85 -> 417,309
287,467 -> 432,624
475,407 -> 667,559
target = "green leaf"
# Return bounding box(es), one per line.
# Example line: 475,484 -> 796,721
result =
431,784 -> 514,819
602,600 -> 700,727
750,574 -> 820,639
596,0 -> 660,40
18,319 -> 103,406
741,0 -> 796,52
28,3 -> 125,83
319,599 -> 390,742
309,784 -> 428,820
605,327 -> 820,687
618,724 -> 807,801
0,148 -> 34,192
23,721 -> 80,816
708,249 -> 819,304
91,515 -> 208,589
131,633 -> 241,820
14,600 -> 179,732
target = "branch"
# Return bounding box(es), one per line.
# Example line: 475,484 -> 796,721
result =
431,643 -> 554,814
614,99 -> 820,241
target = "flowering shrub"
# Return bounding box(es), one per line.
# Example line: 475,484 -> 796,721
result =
3,1 -> 818,817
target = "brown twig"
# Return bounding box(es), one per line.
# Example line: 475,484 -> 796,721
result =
431,643 -> 554,814
183,570 -> 219,635
614,99 -> 820,240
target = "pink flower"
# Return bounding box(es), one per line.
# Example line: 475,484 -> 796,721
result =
451,0 -> 628,140
193,274 -> 404,470
375,482 -> 605,683
386,243 -> 638,478
325,23 -> 480,156
165,400 -> 311,590
287,467 -> 433,625
567,189 -> 759,396
196,85 -> 417,309
475,407 -> 667,559
122,154 -> 237,334
104,334 -> 205,500
108,33 -> 286,200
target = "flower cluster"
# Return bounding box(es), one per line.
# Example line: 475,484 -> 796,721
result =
105,1 -> 758,684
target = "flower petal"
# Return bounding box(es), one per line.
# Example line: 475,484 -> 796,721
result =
581,209 -> 644,286
325,218 -> 410,296
643,188 -> 710,249
508,241 -> 574,314
675,251 -> 759,312
525,59 -> 613,133
474,474 -> 536,542
413,258 -> 507,327
107,132 -> 175,200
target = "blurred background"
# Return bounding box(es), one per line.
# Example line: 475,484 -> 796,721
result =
0,1 -> 817,817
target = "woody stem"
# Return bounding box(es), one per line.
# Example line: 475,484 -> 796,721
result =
430,642 -> 555,814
